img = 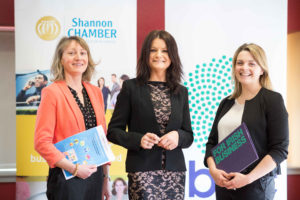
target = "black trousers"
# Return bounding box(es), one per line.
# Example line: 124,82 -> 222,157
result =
46,166 -> 103,200
215,175 -> 275,200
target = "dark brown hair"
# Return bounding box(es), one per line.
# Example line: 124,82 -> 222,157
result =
136,30 -> 183,93
120,74 -> 130,81
97,77 -> 105,87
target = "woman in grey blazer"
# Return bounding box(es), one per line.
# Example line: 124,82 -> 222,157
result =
107,30 -> 193,200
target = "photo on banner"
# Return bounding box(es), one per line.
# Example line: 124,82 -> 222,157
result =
16,70 -> 50,115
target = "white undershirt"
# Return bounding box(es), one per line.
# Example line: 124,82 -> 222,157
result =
217,100 -> 245,143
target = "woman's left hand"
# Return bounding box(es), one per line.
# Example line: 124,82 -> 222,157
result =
223,172 -> 251,190
102,177 -> 111,200
158,131 -> 179,150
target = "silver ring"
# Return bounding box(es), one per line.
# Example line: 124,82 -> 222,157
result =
233,188 -> 236,191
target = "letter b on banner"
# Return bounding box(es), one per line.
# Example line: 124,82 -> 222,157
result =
189,160 -> 215,198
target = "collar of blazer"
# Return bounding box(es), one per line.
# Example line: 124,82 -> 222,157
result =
54,80 -> 103,132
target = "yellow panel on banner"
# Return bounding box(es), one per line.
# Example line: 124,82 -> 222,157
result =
17,109 -> 128,179
16,115 -> 48,176
109,144 -> 127,180
105,109 -> 127,180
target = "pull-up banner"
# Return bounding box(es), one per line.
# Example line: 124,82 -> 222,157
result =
165,0 -> 287,199
15,0 -> 136,181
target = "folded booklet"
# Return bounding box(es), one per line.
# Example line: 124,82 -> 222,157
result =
211,122 -> 258,173
55,125 -> 115,180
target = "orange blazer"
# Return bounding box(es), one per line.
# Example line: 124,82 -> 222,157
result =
34,81 -> 106,168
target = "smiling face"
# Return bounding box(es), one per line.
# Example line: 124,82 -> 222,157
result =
34,74 -> 47,88
114,180 -> 126,194
61,40 -> 88,78
148,38 -> 171,74
234,50 -> 264,87
98,78 -> 105,86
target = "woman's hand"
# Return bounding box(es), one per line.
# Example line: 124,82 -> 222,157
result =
158,131 -> 179,150
223,172 -> 251,190
55,158 -> 97,179
102,176 -> 111,200
76,164 -> 97,179
223,155 -> 277,190
140,133 -> 160,149
209,167 -> 230,187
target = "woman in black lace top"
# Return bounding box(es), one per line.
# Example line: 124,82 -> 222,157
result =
107,30 -> 194,200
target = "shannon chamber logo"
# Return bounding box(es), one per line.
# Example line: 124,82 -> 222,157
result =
36,16 -> 61,41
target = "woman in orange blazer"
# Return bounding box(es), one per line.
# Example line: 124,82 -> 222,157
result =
34,36 -> 111,200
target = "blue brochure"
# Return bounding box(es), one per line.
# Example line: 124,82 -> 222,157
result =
54,125 -> 115,180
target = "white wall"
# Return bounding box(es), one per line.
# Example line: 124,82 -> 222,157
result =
0,31 -> 16,177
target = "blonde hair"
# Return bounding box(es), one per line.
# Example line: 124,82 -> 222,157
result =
230,43 -> 272,99
50,36 -> 96,82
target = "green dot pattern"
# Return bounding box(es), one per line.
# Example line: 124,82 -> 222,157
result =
184,56 -> 234,154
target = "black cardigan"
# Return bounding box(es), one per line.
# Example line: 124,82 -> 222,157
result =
107,78 -> 194,172
204,87 -> 289,175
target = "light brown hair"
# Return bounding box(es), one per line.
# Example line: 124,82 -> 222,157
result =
50,36 -> 96,82
230,43 -> 272,99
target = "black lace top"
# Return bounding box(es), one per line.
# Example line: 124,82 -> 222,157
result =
68,86 -> 96,130
147,81 -> 171,135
